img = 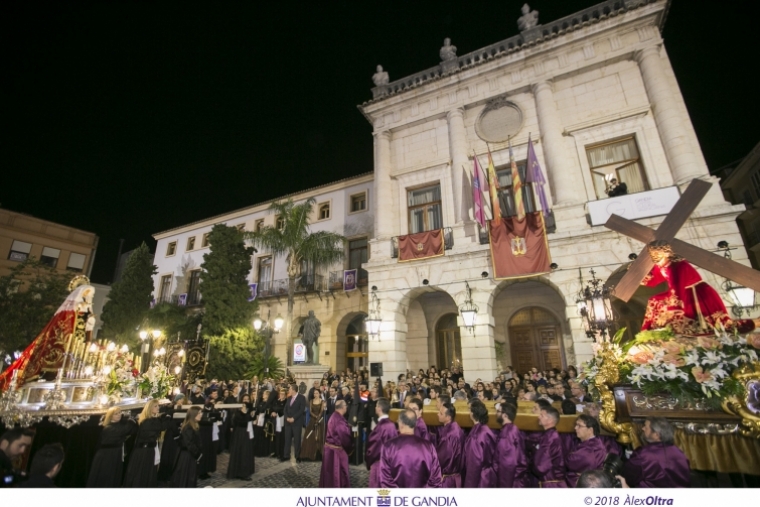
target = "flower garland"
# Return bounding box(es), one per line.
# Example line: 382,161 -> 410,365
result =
582,328 -> 760,409
138,363 -> 175,400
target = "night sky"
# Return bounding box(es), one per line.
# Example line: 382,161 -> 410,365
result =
2,0 -> 758,284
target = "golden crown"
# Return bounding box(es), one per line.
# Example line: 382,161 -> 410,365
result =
377,490 -> 391,497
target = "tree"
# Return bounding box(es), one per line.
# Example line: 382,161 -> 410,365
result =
245,198 -> 345,365
101,242 -> 156,348
199,224 -> 257,336
206,327 -> 263,380
245,354 -> 285,380
145,302 -> 203,342
0,258 -> 71,354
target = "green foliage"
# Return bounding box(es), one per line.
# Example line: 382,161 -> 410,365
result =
205,327 -> 264,381
245,354 -> 285,380
145,302 -> 203,342
624,328 -> 675,354
200,225 -> 256,337
0,258 -> 71,353
101,243 -> 156,348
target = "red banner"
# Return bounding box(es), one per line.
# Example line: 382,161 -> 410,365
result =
398,229 -> 444,262
489,212 -> 551,279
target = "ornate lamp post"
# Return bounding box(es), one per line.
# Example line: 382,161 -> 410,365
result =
577,269 -> 616,341
365,286 -> 383,340
459,281 -> 478,334
138,328 -> 162,374
254,311 -> 283,378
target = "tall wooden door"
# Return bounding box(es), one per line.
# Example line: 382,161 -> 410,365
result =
508,307 -> 564,374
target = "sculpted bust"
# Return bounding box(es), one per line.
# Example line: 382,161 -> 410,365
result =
439,38 -> 457,61
372,65 -> 389,87
517,3 -> 539,31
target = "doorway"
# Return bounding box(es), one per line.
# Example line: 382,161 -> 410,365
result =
508,307 -> 564,374
345,314 -> 368,373
435,313 -> 462,371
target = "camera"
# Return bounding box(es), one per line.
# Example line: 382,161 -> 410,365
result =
602,453 -> 624,488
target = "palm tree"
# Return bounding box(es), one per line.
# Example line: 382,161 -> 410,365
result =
245,198 -> 345,365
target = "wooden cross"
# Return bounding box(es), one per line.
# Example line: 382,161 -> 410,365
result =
604,179 -> 760,302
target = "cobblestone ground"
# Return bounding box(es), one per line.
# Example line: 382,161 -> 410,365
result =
197,452 -> 370,488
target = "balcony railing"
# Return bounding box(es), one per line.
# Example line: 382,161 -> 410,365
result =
391,227 -> 453,259
257,274 -> 326,298
187,289 -> 202,306
328,269 -> 368,290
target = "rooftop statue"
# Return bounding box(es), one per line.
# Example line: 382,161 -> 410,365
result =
372,65 -> 389,87
439,38 -> 457,62
517,3 -> 539,31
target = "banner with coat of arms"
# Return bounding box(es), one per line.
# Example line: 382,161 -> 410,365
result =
398,229 -> 444,262
343,269 -> 357,291
488,211 -> 551,279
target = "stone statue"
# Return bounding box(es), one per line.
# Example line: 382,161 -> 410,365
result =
372,65 -> 389,87
299,310 -> 321,365
439,38 -> 457,61
517,3 -> 539,31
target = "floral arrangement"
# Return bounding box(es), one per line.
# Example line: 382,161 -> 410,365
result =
105,354 -> 139,397
138,363 -> 175,400
582,327 -> 760,409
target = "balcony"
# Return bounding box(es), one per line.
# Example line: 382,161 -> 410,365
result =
328,269 -> 368,291
257,274 -> 326,299
391,227 -> 453,259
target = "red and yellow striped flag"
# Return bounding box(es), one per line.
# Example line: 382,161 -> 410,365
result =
486,148 -> 502,225
509,138 -> 525,221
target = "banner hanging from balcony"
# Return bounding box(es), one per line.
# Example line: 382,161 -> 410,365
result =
489,211 -> 551,279
248,283 -> 257,302
178,293 -> 187,306
343,269 -> 357,291
398,228 -> 444,262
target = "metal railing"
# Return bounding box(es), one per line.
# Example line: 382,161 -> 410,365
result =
257,274 -> 326,298
328,269 -> 368,290
391,227 -> 453,259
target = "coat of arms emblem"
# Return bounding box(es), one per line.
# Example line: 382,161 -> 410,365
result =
511,236 -> 527,256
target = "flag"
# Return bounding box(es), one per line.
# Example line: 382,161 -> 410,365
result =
471,158 -> 486,228
509,138 -> 525,221
526,134 -> 550,217
486,148 -> 502,225
343,269 -> 357,291
398,229 -> 444,262
488,212 -> 551,279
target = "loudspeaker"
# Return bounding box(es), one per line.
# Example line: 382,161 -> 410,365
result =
370,363 -> 383,377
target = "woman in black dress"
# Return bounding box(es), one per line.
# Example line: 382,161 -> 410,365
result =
122,399 -> 175,488
253,389 -> 271,457
269,388 -> 287,458
86,406 -> 137,487
171,406 -> 203,488
299,389 -> 325,461
227,394 -> 255,480
197,392 -> 221,479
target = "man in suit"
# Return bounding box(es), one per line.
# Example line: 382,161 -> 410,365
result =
570,382 -> 590,403
325,386 -> 339,424
393,382 -> 409,409
282,383 -> 306,462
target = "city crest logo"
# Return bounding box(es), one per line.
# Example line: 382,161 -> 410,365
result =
377,489 -> 391,507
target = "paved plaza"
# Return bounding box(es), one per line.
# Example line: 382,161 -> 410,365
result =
197,452 -> 370,488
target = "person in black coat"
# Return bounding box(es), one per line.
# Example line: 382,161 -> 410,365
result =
157,394 -> 185,483
270,388 -> 287,458
86,406 -> 137,487
18,443 -> 65,488
197,391 -> 221,479
253,389 -> 271,457
227,394 -> 255,480
171,406 -> 203,488
282,383 -> 306,462
123,400 -> 175,488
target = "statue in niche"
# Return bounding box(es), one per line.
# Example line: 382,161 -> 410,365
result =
299,310 -> 321,365
439,38 -> 457,61
517,3 -> 540,31
372,65 -> 389,87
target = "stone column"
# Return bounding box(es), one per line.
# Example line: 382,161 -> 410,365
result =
458,290 -> 497,382
447,109 -> 468,224
367,298 -> 408,384
374,131 -> 393,239
636,46 -> 703,184
532,81 -> 578,206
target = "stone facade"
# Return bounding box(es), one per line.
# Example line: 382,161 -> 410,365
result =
358,0 -> 750,383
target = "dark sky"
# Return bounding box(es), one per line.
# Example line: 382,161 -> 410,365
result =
2,0 -> 758,284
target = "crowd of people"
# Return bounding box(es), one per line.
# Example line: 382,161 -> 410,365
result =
0,364 -> 694,488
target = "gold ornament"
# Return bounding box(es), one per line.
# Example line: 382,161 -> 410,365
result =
595,342 -> 635,444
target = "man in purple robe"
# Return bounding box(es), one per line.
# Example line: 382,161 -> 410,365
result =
319,400 -> 354,487
566,414 -> 607,487
495,402 -> 529,488
531,406 -> 567,487
379,409 -> 442,488
365,398 -> 397,487
435,402 -> 465,487
463,400 -> 497,488
409,398 -> 435,445
622,417 -> 690,488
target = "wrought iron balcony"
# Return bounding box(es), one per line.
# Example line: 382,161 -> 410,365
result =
328,269 -> 368,290
257,274 -> 326,298
391,227 -> 453,259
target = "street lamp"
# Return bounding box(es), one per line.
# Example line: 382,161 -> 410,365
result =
138,329 -> 162,373
365,286 -> 382,340
459,281 -> 479,334
254,311 -> 283,377
577,269 -> 616,341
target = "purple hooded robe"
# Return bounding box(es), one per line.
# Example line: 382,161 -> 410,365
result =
319,412 -> 354,487
530,427 -> 567,488
495,423 -> 529,488
365,417 -> 398,487
435,421 -> 465,487
566,436 -> 607,487
380,434 -> 442,488
463,422 -> 497,488
622,442 -> 690,488
415,416 -> 436,445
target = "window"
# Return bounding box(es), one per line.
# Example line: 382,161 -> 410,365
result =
235,223 -> 246,231
495,161 -> 537,217
276,216 -> 285,231
586,136 -> 648,200
255,219 -> 264,232
67,252 -> 86,272
257,256 -> 273,284
166,242 -> 177,256
8,240 -> 32,262
318,202 -> 331,220
187,270 -> 202,305
201,233 -> 210,248
186,237 -> 196,251
408,184 -> 443,234
350,192 -> 367,213
40,247 -> 61,268
349,238 -> 368,286
158,275 -> 172,303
